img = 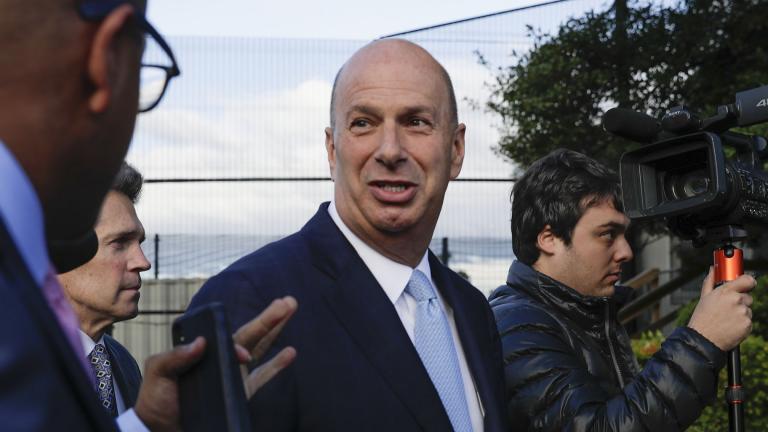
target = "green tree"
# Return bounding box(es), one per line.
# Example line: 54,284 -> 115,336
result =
485,0 -> 768,173
493,1 -> 768,428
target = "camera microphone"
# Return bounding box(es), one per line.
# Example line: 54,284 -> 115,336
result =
603,108 -> 661,143
735,84 -> 768,127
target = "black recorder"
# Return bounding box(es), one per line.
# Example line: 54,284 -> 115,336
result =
603,84 -> 768,432
172,302 -> 251,432
603,85 -> 768,245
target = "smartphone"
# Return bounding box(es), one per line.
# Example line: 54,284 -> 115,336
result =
172,302 -> 252,432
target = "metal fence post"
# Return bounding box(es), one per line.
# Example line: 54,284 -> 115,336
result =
441,237 -> 450,266
154,233 -> 159,279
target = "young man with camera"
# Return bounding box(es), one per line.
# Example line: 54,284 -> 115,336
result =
490,149 -> 754,431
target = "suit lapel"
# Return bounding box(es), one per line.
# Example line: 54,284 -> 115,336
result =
105,336 -> 140,408
302,204 -> 453,431
429,253 -> 501,430
0,221 -> 115,431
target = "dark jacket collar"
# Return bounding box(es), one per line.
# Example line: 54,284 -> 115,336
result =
492,260 -> 632,329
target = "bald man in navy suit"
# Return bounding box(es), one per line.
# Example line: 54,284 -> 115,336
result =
190,39 -> 508,432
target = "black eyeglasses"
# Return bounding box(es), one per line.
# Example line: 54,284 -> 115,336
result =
79,0 -> 181,112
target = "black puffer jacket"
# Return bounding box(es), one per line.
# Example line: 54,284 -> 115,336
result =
489,261 -> 726,431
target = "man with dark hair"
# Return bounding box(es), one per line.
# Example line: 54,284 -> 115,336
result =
190,38 -> 507,432
490,149 -> 755,431
59,162 -> 149,417
0,1 -> 295,430
112,161 -> 145,204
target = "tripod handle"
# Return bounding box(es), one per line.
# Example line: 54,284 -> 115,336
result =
713,244 -> 745,432
714,246 -> 743,285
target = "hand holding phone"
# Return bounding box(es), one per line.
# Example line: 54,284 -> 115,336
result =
173,303 -> 251,432
133,296 -> 298,432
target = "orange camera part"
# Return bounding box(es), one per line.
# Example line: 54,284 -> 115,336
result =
714,247 -> 744,285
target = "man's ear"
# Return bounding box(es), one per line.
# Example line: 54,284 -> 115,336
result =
86,4 -> 135,113
536,225 -> 559,257
449,123 -> 466,180
325,127 -> 336,181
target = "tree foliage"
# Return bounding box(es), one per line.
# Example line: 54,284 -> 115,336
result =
485,0 -> 768,172
492,3 -> 768,425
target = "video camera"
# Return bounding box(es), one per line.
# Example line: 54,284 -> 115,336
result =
603,85 -> 768,246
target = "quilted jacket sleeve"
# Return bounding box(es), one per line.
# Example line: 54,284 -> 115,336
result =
494,301 -> 726,432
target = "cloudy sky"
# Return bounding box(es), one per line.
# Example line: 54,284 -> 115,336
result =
147,0 -> 591,39
129,0 -> 611,239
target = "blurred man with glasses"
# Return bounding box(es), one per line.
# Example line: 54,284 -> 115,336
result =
0,1 -> 296,430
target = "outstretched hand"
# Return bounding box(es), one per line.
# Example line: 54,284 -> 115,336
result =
134,296 -> 298,432
233,296 -> 298,397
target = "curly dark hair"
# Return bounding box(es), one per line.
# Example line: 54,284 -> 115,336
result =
511,149 -> 623,265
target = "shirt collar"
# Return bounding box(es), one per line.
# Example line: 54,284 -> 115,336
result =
78,329 -> 105,357
0,140 -> 49,285
328,201 -> 432,305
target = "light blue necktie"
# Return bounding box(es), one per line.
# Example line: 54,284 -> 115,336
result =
406,269 -> 473,432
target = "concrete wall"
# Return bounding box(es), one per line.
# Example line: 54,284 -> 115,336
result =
634,233 -> 705,333
636,234 -> 674,318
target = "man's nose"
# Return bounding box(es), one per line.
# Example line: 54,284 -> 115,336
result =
131,246 -> 152,272
615,235 -> 634,263
374,121 -> 407,169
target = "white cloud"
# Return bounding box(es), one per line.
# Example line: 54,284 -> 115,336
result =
129,45 -> 518,239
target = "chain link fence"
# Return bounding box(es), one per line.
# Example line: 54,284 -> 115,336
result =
117,0 -> 614,368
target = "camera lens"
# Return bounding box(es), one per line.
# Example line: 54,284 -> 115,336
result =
666,168 -> 710,200
681,170 -> 710,197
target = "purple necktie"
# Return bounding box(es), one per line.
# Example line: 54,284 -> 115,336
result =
89,343 -> 118,417
41,265 -> 93,382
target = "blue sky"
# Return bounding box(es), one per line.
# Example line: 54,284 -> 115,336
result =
147,0 -> 568,39
130,0 -> 624,287
131,0 -> 612,242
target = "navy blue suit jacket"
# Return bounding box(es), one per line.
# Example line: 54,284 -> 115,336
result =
104,334 -> 142,410
0,221 -> 116,431
189,203 -> 508,431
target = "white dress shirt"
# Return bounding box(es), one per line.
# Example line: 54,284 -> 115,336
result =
79,330 -> 128,414
0,140 -> 147,432
329,202 -> 485,432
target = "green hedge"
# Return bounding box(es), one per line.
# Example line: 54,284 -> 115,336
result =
631,275 -> 768,430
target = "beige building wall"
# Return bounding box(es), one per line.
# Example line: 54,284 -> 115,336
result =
112,278 -> 206,373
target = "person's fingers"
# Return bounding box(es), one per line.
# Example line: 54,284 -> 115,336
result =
249,305 -> 295,361
233,296 -> 298,397
700,266 -> 715,297
235,344 -> 252,364
741,294 -> 754,307
721,275 -> 756,294
146,336 -> 206,378
244,346 -> 297,397
234,296 -> 298,351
